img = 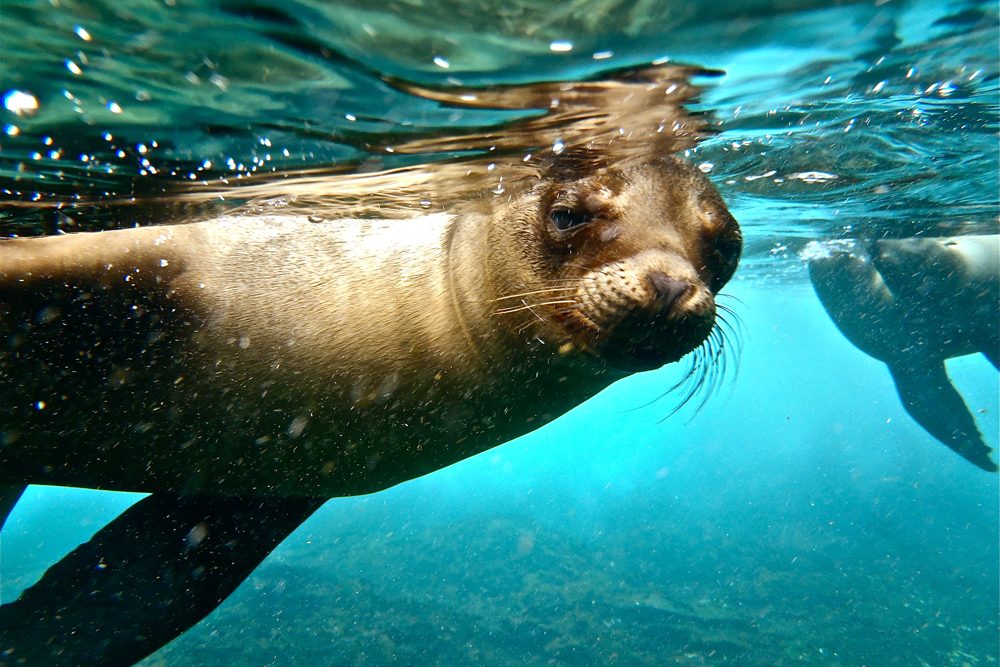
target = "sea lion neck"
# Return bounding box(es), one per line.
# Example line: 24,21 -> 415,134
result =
441,209 -> 493,362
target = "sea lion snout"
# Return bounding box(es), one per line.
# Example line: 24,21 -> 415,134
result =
647,271 -> 689,311
573,254 -> 716,372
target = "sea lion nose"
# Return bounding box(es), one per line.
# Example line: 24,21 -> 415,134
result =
646,271 -> 689,311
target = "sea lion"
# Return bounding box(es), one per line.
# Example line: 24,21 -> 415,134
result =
0,155 -> 741,664
808,235 -> 999,471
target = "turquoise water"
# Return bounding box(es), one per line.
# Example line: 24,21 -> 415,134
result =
2,0 -> 998,664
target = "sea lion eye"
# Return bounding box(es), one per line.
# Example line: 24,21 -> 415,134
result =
549,207 -> 592,232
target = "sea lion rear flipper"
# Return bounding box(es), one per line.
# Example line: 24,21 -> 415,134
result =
887,360 -> 998,472
0,485 -> 25,531
0,492 -> 324,666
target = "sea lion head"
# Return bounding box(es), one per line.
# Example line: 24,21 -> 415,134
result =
488,154 -> 741,372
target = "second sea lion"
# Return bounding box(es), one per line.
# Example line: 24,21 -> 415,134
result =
809,235 -> 999,471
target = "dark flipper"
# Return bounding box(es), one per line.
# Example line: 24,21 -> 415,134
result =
808,250 -> 898,363
888,360 -> 998,472
0,493 -> 324,666
0,485 -> 25,531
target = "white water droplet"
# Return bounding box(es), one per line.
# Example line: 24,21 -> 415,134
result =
3,90 -> 39,116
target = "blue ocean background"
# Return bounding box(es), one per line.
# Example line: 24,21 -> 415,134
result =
1,0 -> 998,664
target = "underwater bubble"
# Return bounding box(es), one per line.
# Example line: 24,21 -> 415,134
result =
3,90 -> 39,116
787,171 -> 838,183
209,74 -> 229,91
287,416 -> 308,438
798,239 -> 857,261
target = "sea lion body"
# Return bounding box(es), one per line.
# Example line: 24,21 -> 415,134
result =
0,156 -> 740,498
0,214 -> 612,497
809,235 -> 999,471
871,235 -> 999,364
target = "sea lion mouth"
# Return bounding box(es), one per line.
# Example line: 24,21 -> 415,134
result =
565,268 -> 718,372
589,309 -> 717,372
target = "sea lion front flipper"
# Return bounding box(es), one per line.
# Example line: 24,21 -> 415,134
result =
0,493 -> 325,666
808,248 -> 898,363
887,360 -> 998,472
0,484 -> 25,531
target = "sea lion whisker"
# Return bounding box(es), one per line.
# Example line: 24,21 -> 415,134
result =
623,350 -> 701,414
703,325 -> 739,401
716,303 -> 745,333
493,299 -> 577,315
716,293 -> 746,307
654,321 -> 741,422
563,261 -> 603,274
714,309 -> 744,372
490,286 -> 578,302
515,318 -> 538,335
619,300 -> 740,419
659,354 -> 707,420
715,313 -> 738,340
